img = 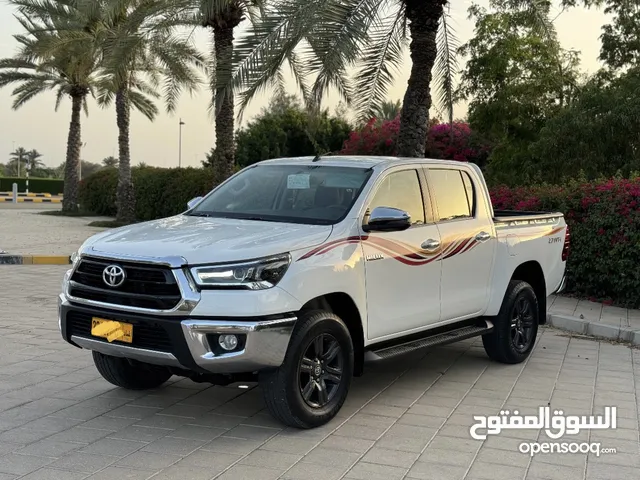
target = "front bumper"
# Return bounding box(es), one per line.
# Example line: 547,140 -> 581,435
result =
59,295 -> 297,374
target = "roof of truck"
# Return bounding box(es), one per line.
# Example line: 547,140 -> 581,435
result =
257,155 -> 471,170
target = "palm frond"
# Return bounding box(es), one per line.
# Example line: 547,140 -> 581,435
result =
352,2 -> 406,123
221,0 -> 333,117
306,0 -> 384,106
129,90 -> 159,120
434,10 -> 460,127
54,84 -> 66,111
11,78 -> 56,108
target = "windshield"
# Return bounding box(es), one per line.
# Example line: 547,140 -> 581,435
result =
188,164 -> 373,225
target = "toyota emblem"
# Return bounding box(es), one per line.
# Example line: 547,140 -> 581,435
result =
102,265 -> 126,288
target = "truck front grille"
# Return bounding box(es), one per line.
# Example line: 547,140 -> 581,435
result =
66,310 -> 173,352
69,256 -> 182,310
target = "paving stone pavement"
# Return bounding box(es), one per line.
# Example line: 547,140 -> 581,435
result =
0,265 -> 639,480
0,206 -> 109,256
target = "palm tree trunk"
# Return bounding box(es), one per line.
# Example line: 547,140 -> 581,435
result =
115,87 -> 135,223
62,93 -> 83,212
397,0 -> 447,158
212,19 -> 238,182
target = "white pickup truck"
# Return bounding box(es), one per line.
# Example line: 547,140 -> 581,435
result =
59,156 -> 569,428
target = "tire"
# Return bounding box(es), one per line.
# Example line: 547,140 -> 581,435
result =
259,310 -> 354,429
482,280 -> 539,364
92,351 -> 172,390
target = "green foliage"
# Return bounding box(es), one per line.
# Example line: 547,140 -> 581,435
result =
79,166 -> 216,221
490,176 -> 640,307
0,177 -> 64,195
600,0 -> 640,71
206,94 -> 352,169
529,68 -> 640,181
458,0 -> 582,185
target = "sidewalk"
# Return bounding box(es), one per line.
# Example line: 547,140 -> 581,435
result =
548,295 -> 640,345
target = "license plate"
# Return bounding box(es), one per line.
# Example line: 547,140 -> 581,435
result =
91,318 -> 133,344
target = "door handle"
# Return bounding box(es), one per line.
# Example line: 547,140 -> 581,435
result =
421,239 -> 440,250
475,231 -> 491,242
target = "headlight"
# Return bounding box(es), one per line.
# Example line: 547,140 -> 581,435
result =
70,250 -> 80,267
190,253 -> 291,290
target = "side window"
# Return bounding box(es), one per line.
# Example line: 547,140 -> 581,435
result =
429,169 -> 473,221
368,170 -> 425,225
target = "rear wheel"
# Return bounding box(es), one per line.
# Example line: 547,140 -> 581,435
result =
482,280 -> 539,364
92,351 -> 172,390
260,310 -> 354,428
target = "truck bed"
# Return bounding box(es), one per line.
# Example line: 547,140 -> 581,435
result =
493,209 -> 564,227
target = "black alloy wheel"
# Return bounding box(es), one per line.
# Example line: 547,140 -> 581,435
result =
511,296 -> 536,353
298,333 -> 344,408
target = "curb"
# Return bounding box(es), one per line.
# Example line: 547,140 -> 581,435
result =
0,193 -> 53,198
547,313 -> 640,345
0,197 -> 62,203
0,255 -> 71,265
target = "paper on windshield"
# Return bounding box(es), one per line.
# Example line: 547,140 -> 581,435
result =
287,174 -> 310,189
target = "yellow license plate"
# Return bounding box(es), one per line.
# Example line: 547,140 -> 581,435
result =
91,318 -> 133,344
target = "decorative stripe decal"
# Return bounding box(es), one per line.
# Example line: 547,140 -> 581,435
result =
299,224 -> 565,265
298,233 -> 481,265
544,226 -> 565,237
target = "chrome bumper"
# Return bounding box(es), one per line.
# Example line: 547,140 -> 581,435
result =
181,317 -> 297,373
59,294 -> 296,374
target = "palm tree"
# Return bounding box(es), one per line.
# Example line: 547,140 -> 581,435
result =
196,0 -> 264,182
15,0 -> 203,221
8,147 -> 29,176
96,0 -> 204,222
0,4 -> 100,211
224,0 -> 460,158
371,99 -> 402,121
26,149 -> 46,173
102,156 -> 119,168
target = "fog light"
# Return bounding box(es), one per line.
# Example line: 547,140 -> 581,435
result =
218,334 -> 238,351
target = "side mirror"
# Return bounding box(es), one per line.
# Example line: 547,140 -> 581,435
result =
187,196 -> 203,210
363,206 -> 411,232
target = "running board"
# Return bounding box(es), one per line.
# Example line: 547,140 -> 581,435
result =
365,321 -> 494,361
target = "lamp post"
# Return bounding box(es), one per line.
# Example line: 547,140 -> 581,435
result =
179,118 -> 185,167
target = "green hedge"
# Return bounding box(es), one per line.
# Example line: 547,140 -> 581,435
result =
490,177 -> 640,308
79,166 -> 216,221
0,177 -> 64,194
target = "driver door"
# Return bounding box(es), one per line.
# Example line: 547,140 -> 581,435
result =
363,168 -> 442,341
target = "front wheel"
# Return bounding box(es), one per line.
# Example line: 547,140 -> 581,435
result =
482,280 -> 539,364
259,310 -> 354,428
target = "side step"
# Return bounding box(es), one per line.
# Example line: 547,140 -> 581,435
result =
365,320 -> 494,361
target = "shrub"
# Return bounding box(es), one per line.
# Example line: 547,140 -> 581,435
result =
490,177 -> 640,307
340,117 -> 401,156
79,166 -> 216,221
204,93 -> 352,168
340,118 -> 491,167
0,177 -> 64,194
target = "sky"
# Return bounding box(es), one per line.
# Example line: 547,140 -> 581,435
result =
0,0 -> 610,171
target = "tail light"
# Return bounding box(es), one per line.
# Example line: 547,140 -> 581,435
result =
562,225 -> 570,261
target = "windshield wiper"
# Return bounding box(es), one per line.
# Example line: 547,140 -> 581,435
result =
242,216 -> 278,222
185,212 -> 212,217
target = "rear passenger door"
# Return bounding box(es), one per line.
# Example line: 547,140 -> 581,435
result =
425,167 -> 495,321
362,167 -> 442,340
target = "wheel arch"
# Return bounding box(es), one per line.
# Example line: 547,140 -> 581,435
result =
510,261 -> 547,325
300,293 -> 365,377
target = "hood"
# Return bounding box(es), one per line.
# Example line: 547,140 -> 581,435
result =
83,214 -> 333,265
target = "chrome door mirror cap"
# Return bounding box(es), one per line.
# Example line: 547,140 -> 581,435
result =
187,196 -> 203,210
363,206 -> 412,233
